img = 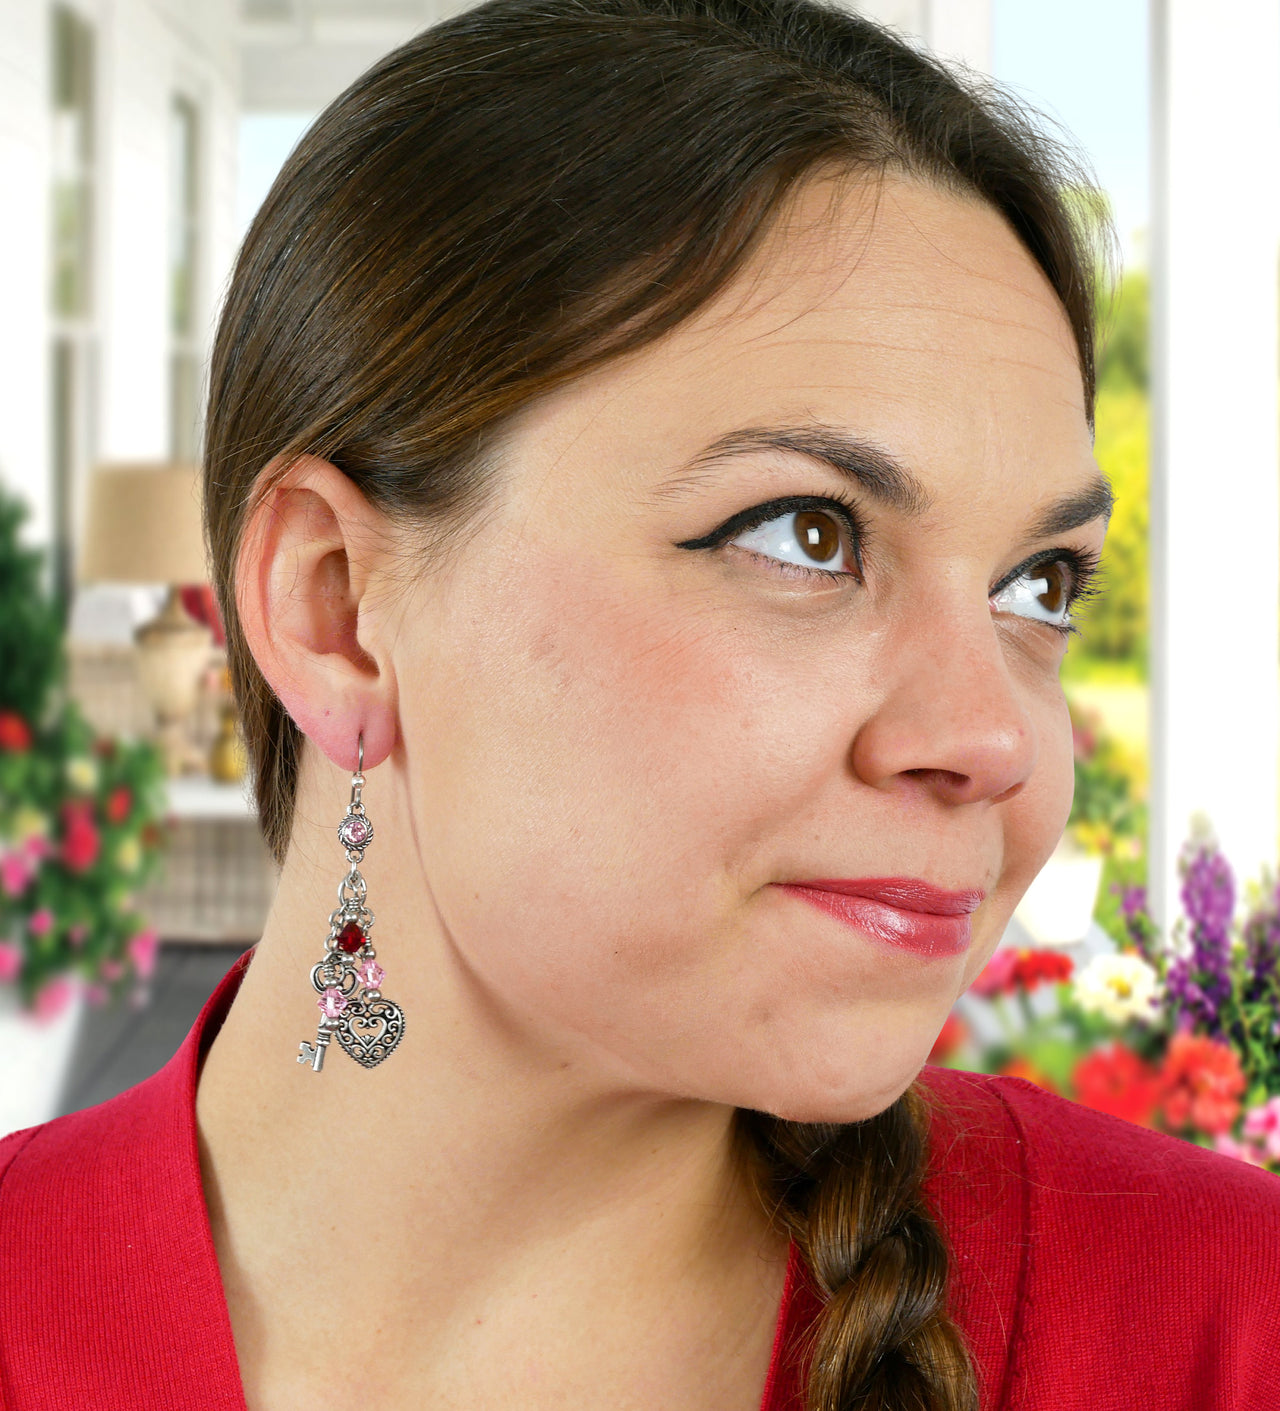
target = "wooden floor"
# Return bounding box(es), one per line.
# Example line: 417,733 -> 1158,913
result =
56,943 -> 251,1119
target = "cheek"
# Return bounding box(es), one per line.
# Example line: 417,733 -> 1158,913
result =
400,545 -> 826,1052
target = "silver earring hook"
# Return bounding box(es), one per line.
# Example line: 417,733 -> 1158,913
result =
350,731 -> 366,812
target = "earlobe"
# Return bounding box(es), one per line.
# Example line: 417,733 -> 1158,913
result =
234,455 -> 399,773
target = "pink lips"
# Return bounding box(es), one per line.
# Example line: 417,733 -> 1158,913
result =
775,877 -> 983,958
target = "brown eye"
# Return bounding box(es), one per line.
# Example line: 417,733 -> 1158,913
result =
989,558 -> 1076,629
794,510 -> 840,563
729,506 -> 858,578
1037,562 -> 1069,613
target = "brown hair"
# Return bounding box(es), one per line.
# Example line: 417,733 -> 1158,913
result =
205,2 -> 1105,1404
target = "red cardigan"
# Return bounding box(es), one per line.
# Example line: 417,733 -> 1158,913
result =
2,948 -> 1278,1410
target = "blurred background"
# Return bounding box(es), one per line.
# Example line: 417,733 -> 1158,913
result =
1,0 -> 1278,1170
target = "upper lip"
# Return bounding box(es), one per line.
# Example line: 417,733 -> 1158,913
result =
778,877 -> 985,916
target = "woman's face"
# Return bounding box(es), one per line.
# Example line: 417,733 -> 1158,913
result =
386,172 -> 1109,1122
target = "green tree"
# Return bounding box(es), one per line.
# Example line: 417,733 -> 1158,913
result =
1068,270 -> 1150,670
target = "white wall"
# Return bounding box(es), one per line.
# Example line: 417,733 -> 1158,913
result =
0,0 -> 239,562
0,0 -> 54,541
856,0 -> 992,74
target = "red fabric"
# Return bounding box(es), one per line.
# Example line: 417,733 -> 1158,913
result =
1,948 -> 1279,1409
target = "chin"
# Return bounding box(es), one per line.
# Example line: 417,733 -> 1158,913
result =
734,1058 -> 924,1128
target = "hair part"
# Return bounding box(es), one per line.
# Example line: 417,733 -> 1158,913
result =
204,3 -> 1110,1405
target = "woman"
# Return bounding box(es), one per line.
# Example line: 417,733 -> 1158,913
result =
2,1 -> 1277,1407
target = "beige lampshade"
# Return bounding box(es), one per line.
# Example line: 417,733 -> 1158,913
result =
78,461 -> 210,586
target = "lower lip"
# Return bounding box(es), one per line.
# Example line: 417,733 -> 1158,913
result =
775,884 -> 972,958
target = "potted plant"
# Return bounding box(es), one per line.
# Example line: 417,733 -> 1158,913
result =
1013,700 -> 1144,946
0,483 -> 171,1138
934,818 -> 1280,1174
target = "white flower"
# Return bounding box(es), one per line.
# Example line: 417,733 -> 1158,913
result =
115,836 -> 142,874
11,806 -> 50,845
64,756 -> 99,793
1072,953 -> 1162,1026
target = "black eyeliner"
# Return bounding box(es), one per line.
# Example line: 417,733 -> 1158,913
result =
675,492 -> 868,572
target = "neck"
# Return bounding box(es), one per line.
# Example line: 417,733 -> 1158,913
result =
193,762 -> 788,1396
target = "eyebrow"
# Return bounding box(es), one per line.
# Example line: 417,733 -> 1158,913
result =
655,423 -> 1115,538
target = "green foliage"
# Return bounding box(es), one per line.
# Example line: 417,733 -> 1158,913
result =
1072,384 -> 1149,666
1066,699 -> 1145,852
0,485 -> 66,725
1095,267 -> 1149,396
1069,267 -> 1151,670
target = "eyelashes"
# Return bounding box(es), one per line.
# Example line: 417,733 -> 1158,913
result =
680,492 -> 1105,638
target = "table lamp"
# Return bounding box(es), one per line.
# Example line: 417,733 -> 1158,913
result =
77,462 -> 214,775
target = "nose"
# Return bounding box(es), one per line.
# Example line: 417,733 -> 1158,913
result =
849,609 -> 1039,807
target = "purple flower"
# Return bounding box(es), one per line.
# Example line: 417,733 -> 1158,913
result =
1242,877 -> 1280,1006
1180,844 -> 1235,937
1111,882 -> 1159,965
1167,841 -> 1235,1038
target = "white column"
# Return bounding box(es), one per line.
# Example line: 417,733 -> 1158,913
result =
1148,0 -> 1280,932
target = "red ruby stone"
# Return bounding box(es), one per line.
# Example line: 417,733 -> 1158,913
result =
336,921 -> 365,953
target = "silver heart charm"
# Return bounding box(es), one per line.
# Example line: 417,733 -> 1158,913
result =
335,996 -> 405,1068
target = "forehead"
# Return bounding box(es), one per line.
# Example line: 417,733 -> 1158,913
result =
504,169 -> 1095,508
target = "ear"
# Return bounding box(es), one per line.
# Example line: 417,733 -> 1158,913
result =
234,454 -> 400,773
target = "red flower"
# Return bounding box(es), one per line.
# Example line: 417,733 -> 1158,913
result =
929,1010 -> 969,1063
1013,949 -> 1074,991
970,947 -> 1073,998
0,712 -> 32,751
105,786 -> 133,824
1158,1031 -> 1246,1136
60,800 -> 101,873
1071,1041 -> 1162,1127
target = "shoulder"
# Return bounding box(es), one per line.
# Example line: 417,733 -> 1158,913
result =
0,1072 -> 182,1304
920,1061 -> 1280,1245
917,1065 -> 1280,1407
0,1062 -> 247,1410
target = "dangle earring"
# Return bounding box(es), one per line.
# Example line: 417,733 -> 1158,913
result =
298,731 -> 406,1072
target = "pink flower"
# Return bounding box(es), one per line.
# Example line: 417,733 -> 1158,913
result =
33,975 -> 76,1024
1243,1097 -> 1280,1162
1213,1132 -> 1269,1168
27,907 -> 54,937
68,922 -> 88,948
22,834 -> 52,861
0,851 -> 34,898
84,983 -> 109,1008
970,947 -> 1019,998
99,959 -> 124,982
126,928 -> 160,980
0,942 -> 22,982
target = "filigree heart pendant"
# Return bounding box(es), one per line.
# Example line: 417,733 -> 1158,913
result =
335,997 -> 406,1068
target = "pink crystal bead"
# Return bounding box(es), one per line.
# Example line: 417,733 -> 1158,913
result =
318,986 -> 349,1020
338,814 -> 371,849
358,959 -> 385,989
